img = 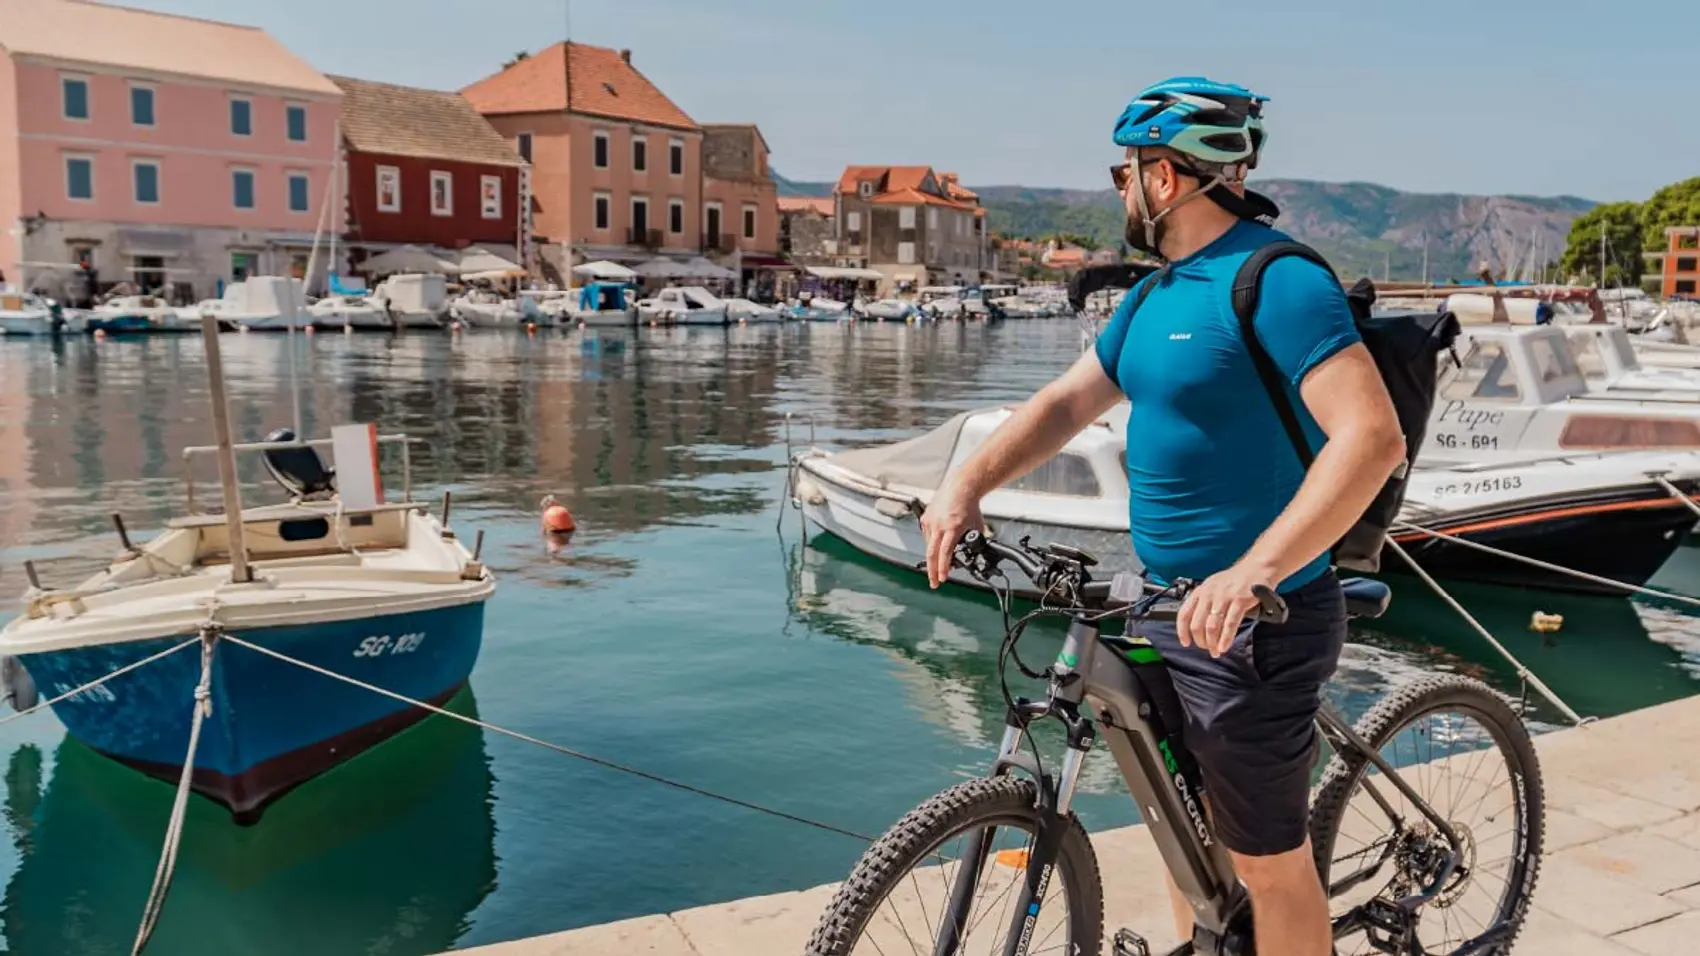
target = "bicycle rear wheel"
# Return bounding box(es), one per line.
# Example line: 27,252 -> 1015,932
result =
1309,674 -> 1543,956
806,775 -> 1103,956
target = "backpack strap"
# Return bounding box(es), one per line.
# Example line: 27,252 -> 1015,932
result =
1231,240 -> 1339,471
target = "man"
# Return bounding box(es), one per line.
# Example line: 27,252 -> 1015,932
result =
920,77 -> 1405,956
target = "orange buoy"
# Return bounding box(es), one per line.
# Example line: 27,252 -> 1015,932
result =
526,322 -> 537,335
305,324 -> 316,335
93,328 -> 107,340
578,321 -> 587,331
540,494 -> 576,534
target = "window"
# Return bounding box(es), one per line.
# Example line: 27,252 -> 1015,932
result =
287,173 -> 311,213
632,136 -> 647,172
705,203 -> 722,244
232,168 -> 256,209
631,197 -> 650,236
898,206 -> 916,229
594,192 -> 611,231
669,198 -> 684,235
669,138 -> 684,176
1679,280 -> 1697,296
65,155 -> 94,201
1566,332 -> 1609,380
1678,257 -> 1698,273
430,171 -> 453,216
62,76 -> 89,121
130,85 -> 155,127
286,104 -> 308,143
593,131 -> 609,168
1528,334 -> 1580,385
1679,234 -> 1699,250
742,205 -> 756,240
927,208 -> 939,229
231,252 -> 258,282
1441,342 -> 1520,401
517,132 -> 533,163
376,166 -> 400,212
132,160 -> 160,204
1002,453 -> 1102,497
481,176 -> 502,219
846,211 -> 862,231
898,242 -> 916,265
229,97 -> 252,136
857,182 -> 873,199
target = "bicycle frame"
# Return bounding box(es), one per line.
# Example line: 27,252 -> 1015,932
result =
937,600 -> 1504,956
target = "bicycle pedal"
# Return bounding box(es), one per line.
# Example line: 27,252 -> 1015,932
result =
1112,928 -> 1151,956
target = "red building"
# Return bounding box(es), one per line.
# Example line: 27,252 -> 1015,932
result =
330,75 -> 528,266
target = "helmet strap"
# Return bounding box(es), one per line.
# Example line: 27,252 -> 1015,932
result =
1130,148 -> 1229,260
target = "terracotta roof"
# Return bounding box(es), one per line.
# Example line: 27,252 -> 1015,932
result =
778,197 -> 834,216
869,187 -> 974,210
835,164 -> 937,196
0,0 -> 339,96
938,172 -> 979,203
331,76 -> 523,167
460,41 -> 697,129
1042,248 -> 1088,269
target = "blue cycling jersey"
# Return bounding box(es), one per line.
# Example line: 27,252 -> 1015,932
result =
1094,219 -> 1359,592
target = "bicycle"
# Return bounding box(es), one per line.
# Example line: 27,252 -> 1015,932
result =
805,532 -> 1543,956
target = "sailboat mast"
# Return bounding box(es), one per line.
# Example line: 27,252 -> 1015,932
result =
1421,233 -> 1429,286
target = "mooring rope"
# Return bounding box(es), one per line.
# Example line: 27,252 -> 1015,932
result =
1391,521 -> 1700,612
130,627 -> 217,955
218,634 -> 878,844
1382,538 -> 1587,725
1649,474 -> 1700,522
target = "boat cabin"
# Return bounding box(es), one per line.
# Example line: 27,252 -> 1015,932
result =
649,286 -> 725,312
1427,324 -> 1700,462
579,282 -> 632,313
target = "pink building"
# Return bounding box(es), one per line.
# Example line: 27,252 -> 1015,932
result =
0,0 -> 342,302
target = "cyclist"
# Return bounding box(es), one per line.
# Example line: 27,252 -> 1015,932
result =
920,77 -> 1406,956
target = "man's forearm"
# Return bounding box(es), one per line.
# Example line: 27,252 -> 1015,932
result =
944,355 -> 1123,499
1242,429 -> 1403,581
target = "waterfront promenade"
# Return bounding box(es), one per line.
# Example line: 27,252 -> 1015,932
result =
449,692 -> 1700,955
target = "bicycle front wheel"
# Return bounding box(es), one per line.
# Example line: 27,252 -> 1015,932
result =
806,775 -> 1103,956
1309,674 -> 1544,956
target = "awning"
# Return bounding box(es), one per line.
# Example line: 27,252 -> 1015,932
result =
356,244 -> 458,275
806,265 -> 884,281
573,260 -> 640,281
633,257 -> 697,279
686,256 -> 738,280
456,245 -> 525,275
739,254 -> 795,270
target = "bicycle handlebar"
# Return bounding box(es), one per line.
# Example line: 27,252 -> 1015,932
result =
953,530 -> 1289,625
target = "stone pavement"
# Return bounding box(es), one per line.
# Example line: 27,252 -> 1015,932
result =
446,693 -> 1700,955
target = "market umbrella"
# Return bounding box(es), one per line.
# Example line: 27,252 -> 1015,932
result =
356,244 -> 458,275
633,257 -> 696,279
455,246 -> 524,276
572,260 -> 639,281
686,257 -> 737,280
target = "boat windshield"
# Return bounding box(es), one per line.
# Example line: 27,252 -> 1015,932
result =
1443,342 -> 1522,400
1001,452 -> 1101,497
1565,331 -> 1612,381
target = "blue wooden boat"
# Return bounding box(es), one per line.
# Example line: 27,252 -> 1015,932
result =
0,434 -> 496,822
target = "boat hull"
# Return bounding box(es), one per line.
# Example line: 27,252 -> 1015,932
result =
1389,490 -> 1696,594
798,464 -> 1138,597
17,597 -> 487,821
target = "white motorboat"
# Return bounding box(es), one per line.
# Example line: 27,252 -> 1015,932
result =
565,283 -> 637,327
638,286 -> 729,327
724,298 -> 785,324
307,294 -> 389,331
196,277 -> 310,332
791,404 -> 1700,595
788,296 -> 849,322
918,286 -> 966,319
87,294 -> 200,333
965,284 -> 1019,317
1425,323 -> 1700,464
857,298 -> 918,322
0,291 -> 63,335
447,290 -> 523,328
372,274 -> 449,329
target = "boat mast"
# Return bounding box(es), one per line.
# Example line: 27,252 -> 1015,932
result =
201,315 -> 252,584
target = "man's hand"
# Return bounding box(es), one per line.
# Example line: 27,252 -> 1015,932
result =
920,481 -> 986,589
1176,560 -> 1278,657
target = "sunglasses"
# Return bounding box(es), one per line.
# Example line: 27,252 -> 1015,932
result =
1109,157 -> 1169,192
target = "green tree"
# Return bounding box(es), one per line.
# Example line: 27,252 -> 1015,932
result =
503,51 -> 531,69
1560,201 -> 1642,286
1639,177 -> 1700,249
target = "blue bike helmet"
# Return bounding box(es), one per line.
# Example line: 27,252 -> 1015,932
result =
1112,77 -> 1268,167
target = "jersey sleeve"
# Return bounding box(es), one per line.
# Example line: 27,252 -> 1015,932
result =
1093,277 -> 1145,390
1250,257 -> 1361,387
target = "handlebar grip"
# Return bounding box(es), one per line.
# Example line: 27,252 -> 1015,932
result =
1250,584 -> 1289,624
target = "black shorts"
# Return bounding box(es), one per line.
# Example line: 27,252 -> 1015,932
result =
1133,570 -> 1348,857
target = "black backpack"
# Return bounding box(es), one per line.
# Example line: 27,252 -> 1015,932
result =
1121,240 -> 1460,572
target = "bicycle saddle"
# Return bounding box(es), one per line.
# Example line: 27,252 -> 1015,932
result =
1340,577 -> 1391,619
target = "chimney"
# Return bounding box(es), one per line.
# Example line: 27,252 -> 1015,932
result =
619,49 -> 631,64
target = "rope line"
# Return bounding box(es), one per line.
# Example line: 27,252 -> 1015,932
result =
0,638 -> 198,728
1392,521 -> 1700,611
1649,474 -> 1700,523
131,629 -> 216,955
218,634 -> 878,844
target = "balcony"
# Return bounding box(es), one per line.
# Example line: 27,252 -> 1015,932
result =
627,227 -> 663,249
703,232 -> 738,253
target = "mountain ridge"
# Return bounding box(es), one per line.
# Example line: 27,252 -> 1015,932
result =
774,172 -> 1596,281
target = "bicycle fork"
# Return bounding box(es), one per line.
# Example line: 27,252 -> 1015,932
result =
934,619 -> 1099,956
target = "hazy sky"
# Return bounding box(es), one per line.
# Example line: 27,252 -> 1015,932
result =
122,0 -> 1692,201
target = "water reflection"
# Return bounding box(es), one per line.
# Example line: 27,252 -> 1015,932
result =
0,689 -> 494,956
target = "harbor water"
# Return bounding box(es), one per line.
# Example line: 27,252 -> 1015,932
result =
2,322 -> 1700,954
